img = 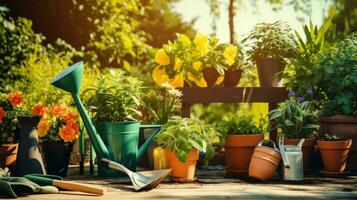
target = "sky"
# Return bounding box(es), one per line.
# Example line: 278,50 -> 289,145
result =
172,0 -> 330,43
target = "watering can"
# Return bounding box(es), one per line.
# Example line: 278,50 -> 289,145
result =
50,61 -> 161,176
278,137 -> 305,181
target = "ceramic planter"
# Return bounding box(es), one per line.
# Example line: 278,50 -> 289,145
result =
249,140 -> 281,181
223,69 -> 242,87
283,138 -> 315,172
42,142 -> 73,177
165,148 -> 198,181
318,115 -> 357,172
255,57 -> 285,87
225,134 -> 264,175
317,139 -> 352,172
202,68 -> 220,87
0,143 -> 18,170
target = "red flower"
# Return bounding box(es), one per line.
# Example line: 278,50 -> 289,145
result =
7,92 -> 24,107
63,111 -> 78,122
0,107 -> 6,124
51,104 -> 68,117
32,103 -> 48,116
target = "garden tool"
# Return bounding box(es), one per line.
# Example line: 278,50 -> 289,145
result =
24,174 -> 106,195
101,158 -> 171,191
0,176 -> 58,198
279,137 -> 305,181
50,61 -> 162,177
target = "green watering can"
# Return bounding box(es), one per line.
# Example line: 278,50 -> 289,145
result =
50,61 -> 161,176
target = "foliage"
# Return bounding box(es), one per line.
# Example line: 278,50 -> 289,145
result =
309,33 -> 357,115
269,98 -> 319,139
152,33 -> 241,88
32,104 -> 80,143
141,83 -> 182,124
284,19 -> 341,97
85,69 -> 143,122
321,134 -> 343,141
216,112 -> 269,137
0,92 -> 24,144
0,12 -> 45,88
243,21 -> 296,61
154,116 -> 220,163
329,0 -> 357,33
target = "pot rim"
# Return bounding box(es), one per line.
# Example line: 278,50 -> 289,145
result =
317,139 -> 352,150
95,121 -> 141,125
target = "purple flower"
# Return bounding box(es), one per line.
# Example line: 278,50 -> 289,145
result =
296,97 -> 305,102
288,90 -> 296,97
306,88 -> 313,95
199,151 -> 206,157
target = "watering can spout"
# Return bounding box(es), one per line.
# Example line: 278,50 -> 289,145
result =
136,125 -> 162,163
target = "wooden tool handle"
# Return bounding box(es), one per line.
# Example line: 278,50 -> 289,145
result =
53,179 -> 106,195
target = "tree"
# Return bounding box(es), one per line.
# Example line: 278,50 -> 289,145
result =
328,0 -> 357,33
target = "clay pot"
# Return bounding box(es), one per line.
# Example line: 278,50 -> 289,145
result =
283,138 -> 315,172
318,115 -> 357,172
0,143 -> 18,170
202,68 -> 220,87
42,142 -> 73,177
317,139 -> 352,172
225,134 -> 264,174
249,141 -> 281,181
255,57 -> 285,87
223,69 -> 242,87
165,148 -> 198,180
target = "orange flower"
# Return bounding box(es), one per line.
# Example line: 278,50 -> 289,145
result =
0,107 -> 6,124
62,112 -> 78,122
7,92 -> 24,107
32,103 -> 48,116
37,119 -> 51,138
59,123 -> 79,143
51,104 -> 68,117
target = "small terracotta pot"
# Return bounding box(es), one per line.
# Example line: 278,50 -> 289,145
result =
225,134 -> 264,174
165,149 -> 198,179
0,143 -> 18,169
317,139 -> 352,172
223,69 -> 242,87
283,138 -> 315,172
202,68 -> 220,87
249,144 -> 281,181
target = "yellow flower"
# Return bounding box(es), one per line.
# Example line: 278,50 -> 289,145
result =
155,49 -> 170,65
193,61 -> 202,71
193,33 -> 209,56
168,76 -> 184,88
187,72 -> 207,87
152,66 -> 169,85
173,58 -> 183,71
223,45 -> 238,66
215,76 -> 224,86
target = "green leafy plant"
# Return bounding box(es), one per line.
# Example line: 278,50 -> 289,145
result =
216,112 -> 269,136
321,134 -> 345,141
154,116 -> 219,163
200,35 -> 227,75
141,83 -> 182,124
85,69 -> 143,122
269,99 -> 319,139
309,33 -> 357,115
243,21 -> 296,61
284,18 -> 340,97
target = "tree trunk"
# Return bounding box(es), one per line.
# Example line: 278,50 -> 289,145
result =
229,0 -> 236,44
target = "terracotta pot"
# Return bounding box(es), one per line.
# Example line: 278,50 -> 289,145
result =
255,57 -> 285,87
0,143 -> 18,169
223,69 -> 242,87
202,68 -> 220,87
165,149 -> 198,179
283,138 -> 315,172
317,139 -> 352,172
225,134 -> 264,174
249,144 -> 281,181
318,115 -> 357,172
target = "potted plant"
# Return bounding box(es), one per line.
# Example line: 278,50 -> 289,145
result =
155,116 -> 218,181
32,103 -> 80,177
222,44 -> 245,87
0,92 -> 23,170
243,21 -> 296,87
307,33 -> 357,172
269,96 -> 319,172
217,112 -> 268,175
317,134 -> 352,176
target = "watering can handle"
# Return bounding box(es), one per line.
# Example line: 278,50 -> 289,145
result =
257,139 -> 277,150
136,125 -> 162,162
278,136 -> 290,168
297,138 -> 305,149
